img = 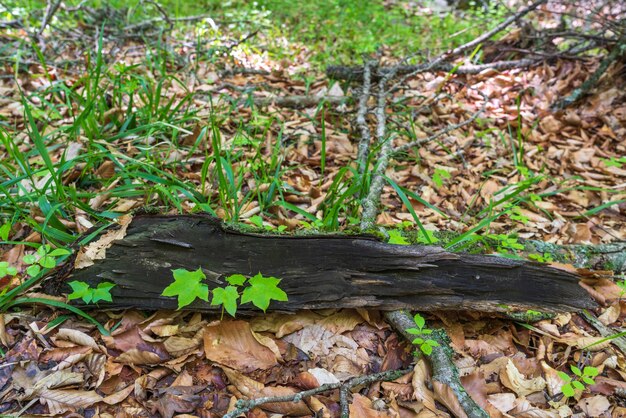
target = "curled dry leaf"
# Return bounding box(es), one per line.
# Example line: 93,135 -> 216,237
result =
598,304 -> 620,326
487,393 -> 516,414
500,359 -> 546,397
54,328 -> 102,352
541,361 -> 567,397
74,214 -> 133,269
411,359 -> 438,413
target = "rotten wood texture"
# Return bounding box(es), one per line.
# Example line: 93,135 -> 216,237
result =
61,215 -> 594,312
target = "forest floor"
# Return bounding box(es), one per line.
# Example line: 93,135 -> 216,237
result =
0,0 -> 626,416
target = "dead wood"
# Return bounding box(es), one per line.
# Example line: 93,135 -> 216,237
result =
55,214 -> 595,313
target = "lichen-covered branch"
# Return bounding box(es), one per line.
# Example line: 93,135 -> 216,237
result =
360,75 -> 393,231
356,60 -> 375,175
385,310 -> 489,418
581,310 -> 626,356
551,35 -> 626,110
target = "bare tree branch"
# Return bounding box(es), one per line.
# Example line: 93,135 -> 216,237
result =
356,60 -> 375,175
223,367 -> 412,418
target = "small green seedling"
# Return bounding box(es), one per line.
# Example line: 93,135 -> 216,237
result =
0,262 -> 17,278
388,230 -> 409,245
558,365 -> 598,398
249,215 -> 287,232
67,281 -> 116,304
23,245 -> 71,278
528,252 -> 554,263
432,168 -> 451,188
406,313 -> 439,356
162,268 -> 288,316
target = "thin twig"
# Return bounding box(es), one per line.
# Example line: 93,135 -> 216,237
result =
391,100 -> 487,157
37,0 -> 62,37
356,60 -> 374,175
222,367 -> 412,418
360,71 -> 396,231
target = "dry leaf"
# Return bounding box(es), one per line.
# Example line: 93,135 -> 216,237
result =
500,359 -> 546,396
203,320 -> 278,372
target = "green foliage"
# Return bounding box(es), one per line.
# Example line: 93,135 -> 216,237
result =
528,252 -> 554,263
162,269 -> 287,315
558,365 -> 598,398
602,157 -> 626,168
406,313 -> 439,356
162,268 -> 210,310
22,244 -> 71,278
432,168 -> 452,189
240,273 -> 288,312
249,215 -> 287,232
0,262 -> 17,278
388,230 -> 409,245
67,281 -> 116,304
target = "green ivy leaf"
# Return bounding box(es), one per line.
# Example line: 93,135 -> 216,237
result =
39,255 -> 56,269
249,215 -> 264,228
162,268 -> 209,310
226,274 -> 247,286
68,281 -> 93,304
583,366 -> 598,377
212,285 -> 240,317
426,339 -> 439,348
406,328 -> 422,335
241,273 -> 288,312
413,313 -> 426,330
412,337 -> 424,345
420,343 -> 433,355
557,371 -> 571,383
37,245 -> 50,257
0,261 -> 17,277
23,254 -> 37,265
571,366 -> 582,376
26,264 -> 41,277
572,381 -> 585,391
561,382 -> 575,397
388,230 -> 409,245
91,282 -> 116,303
581,376 -> 595,385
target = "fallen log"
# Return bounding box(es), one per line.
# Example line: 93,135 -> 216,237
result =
54,214 -> 594,312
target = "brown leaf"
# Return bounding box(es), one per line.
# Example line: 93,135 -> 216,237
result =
95,160 -> 116,179
499,359 -> 546,397
203,320 -> 278,372
349,393 -> 392,417
433,381 -> 467,418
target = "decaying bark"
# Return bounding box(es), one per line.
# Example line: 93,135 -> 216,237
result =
56,214 -> 595,313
